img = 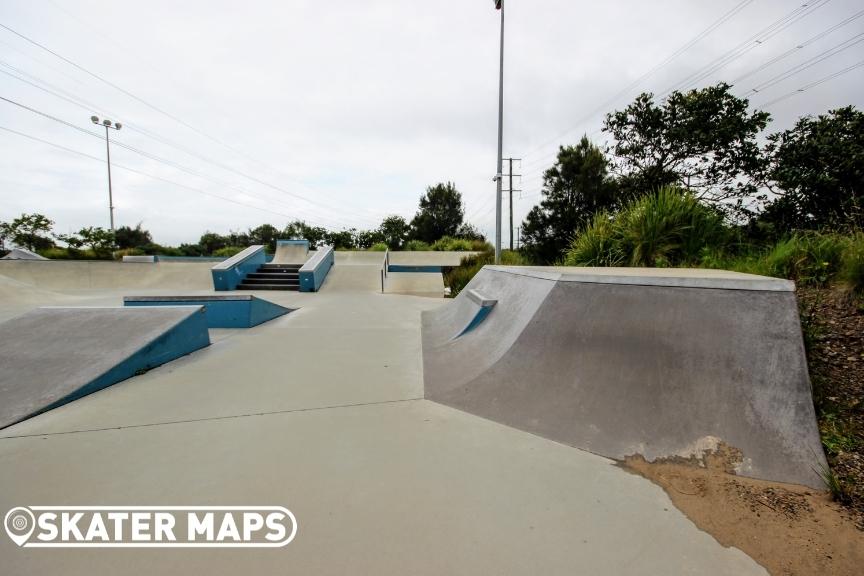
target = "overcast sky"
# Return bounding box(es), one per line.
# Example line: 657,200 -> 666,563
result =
1,0 -> 862,246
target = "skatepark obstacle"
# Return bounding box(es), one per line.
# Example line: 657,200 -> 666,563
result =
422,265 -> 828,488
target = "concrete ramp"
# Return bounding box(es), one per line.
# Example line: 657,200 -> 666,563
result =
384,272 -> 445,297
422,266 -> 827,488
272,240 -> 309,265
0,306 -> 210,429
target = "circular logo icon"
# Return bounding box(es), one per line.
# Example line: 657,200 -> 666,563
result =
4,507 -> 35,546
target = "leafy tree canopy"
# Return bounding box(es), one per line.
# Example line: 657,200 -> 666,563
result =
409,182 -> 464,244
762,106 -> 864,231
521,136 -> 618,264
378,215 -> 410,250
114,223 -> 152,249
603,83 -> 769,210
2,213 -> 55,251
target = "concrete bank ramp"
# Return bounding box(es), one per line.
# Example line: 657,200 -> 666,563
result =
422,266 -> 828,488
0,306 -> 210,429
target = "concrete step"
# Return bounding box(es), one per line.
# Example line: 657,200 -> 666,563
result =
237,283 -> 300,291
246,272 -> 299,280
260,264 -> 302,271
241,277 -> 299,286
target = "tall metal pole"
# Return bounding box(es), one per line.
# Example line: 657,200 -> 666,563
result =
508,157 -> 513,251
105,125 -> 115,233
494,1 -> 505,264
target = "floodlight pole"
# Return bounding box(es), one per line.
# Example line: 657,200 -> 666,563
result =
91,116 -> 122,233
494,0 -> 505,264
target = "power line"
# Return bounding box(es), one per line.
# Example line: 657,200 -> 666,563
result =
739,31 -> 864,96
0,63 -> 379,228
518,0 -> 842,181
518,0 -> 756,163
0,21 -> 380,227
731,7 -> 864,84
758,59 -> 864,107
0,95 -> 360,230
0,124 -> 301,222
659,0 -> 834,96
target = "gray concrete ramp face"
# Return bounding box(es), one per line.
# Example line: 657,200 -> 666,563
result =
422,266 -> 828,488
0,306 -> 210,428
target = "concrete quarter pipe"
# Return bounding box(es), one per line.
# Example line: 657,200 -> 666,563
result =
422,265 -> 828,488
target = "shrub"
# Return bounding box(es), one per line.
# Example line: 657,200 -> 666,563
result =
564,211 -> 624,266
405,240 -> 431,251
840,232 -> 864,292
564,187 -> 727,267
113,248 -> 145,260
758,233 -> 848,285
213,246 -> 246,257
369,242 -> 389,252
431,236 -> 474,251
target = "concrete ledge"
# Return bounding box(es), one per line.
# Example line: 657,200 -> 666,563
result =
211,245 -> 266,291
123,295 -> 293,328
0,306 -> 210,429
300,246 -> 334,292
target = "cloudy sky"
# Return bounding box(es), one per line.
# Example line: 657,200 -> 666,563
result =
1,0 -> 862,246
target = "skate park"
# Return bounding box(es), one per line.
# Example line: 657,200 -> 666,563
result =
0,245 -> 830,575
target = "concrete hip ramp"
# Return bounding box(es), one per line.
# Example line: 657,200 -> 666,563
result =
422,265 -> 828,488
0,306 -> 210,429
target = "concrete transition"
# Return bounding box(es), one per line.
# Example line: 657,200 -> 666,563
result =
1,248 -> 47,260
272,239 -> 309,265
422,265 -> 828,488
0,306 -> 210,429
123,295 -> 293,328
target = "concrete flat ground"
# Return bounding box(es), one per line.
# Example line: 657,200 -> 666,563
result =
0,261 -> 766,575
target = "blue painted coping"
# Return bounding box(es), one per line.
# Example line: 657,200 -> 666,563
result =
388,264 -> 443,273
211,245 -> 266,291
455,289 -> 498,338
299,246 -> 334,292
124,295 -> 293,328
37,306 -> 210,420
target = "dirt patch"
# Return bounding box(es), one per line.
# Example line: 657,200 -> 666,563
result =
798,286 -> 864,526
622,448 -> 864,576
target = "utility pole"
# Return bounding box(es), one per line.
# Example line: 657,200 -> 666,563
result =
91,115 -> 122,233
493,0 -> 505,264
503,157 -> 521,251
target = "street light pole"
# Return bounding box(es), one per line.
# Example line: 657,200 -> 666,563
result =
91,115 -> 122,233
494,0 -> 505,264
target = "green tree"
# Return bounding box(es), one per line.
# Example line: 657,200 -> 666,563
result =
355,229 -> 384,249
762,106 -> 864,230
454,222 -> 485,241
409,182 -> 464,243
114,223 -> 152,249
4,213 -> 55,251
76,227 -> 116,255
603,83 -> 769,209
378,215 -> 410,250
282,221 -> 328,248
325,229 -> 357,249
198,232 -> 229,254
248,224 -> 280,252
521,136 -> 619,263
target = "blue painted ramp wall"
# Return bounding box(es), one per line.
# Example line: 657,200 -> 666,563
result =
124,295 -> 292,328
0,307 -> 210,429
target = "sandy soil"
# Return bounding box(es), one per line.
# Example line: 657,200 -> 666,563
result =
623,448 -> 864,576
